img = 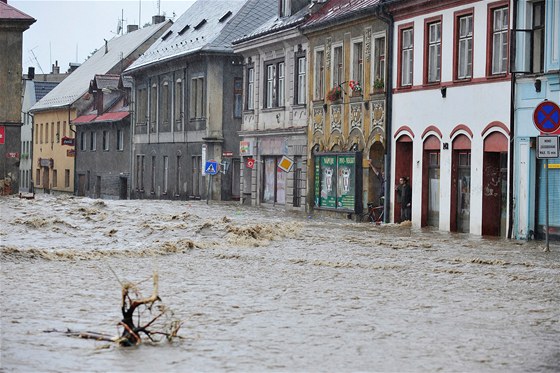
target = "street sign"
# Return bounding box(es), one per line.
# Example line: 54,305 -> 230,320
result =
278,155 -> 294,172
533,100 -> 560,134
204,160 -> 219,175
0,126 -> 5,144
246,157 -> 255,169
537,136 -> 559,159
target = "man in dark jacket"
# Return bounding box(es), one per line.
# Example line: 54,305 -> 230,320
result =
395,176 -> 412,222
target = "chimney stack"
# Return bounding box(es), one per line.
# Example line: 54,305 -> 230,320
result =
152,15 -> 165,24
28,67 -> 35,80
127,24 -> 139,33
52,61 -> 60,74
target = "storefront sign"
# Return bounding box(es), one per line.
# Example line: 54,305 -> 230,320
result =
222,151 -> 233,157
39,158 -> 54,167
67,149 -> 76,157
61,136 -> 75,146
314,153 -> 361,212
240,141 -> 252,155
6,152 -> 19,158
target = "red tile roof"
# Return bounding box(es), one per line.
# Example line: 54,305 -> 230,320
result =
303,0 -> 381,30
72,114 -> 97,124
72,112 -> 129,124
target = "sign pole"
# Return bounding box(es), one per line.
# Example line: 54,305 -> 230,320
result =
545,159 -> 549,252
207,174 -> 212,205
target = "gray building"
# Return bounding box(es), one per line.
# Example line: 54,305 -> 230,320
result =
124,0 -> 277,201
74,75 -> 132,199
232,0 -> 312,210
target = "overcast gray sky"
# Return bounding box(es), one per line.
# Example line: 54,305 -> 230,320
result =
12,0 -> 194,75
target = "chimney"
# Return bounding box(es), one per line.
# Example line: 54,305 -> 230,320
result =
152,15 -> 165,24
52,61 -> 60,74
28,67 -> 35,80
127,24 -> 139,33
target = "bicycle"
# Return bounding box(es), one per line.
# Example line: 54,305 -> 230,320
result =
361,202 -> 384,224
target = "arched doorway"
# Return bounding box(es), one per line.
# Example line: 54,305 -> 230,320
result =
368,141 -> 385,207
450,134 -> 471,233
422,135 -> 441,227
394,134 -> 413,222
482,131 -> 508,236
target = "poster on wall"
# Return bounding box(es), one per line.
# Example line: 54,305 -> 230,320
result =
314,152 -> 362,212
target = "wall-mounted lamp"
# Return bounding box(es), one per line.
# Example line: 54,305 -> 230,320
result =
443,143 -> 449,150
534,78 -> 541,93
440,86 -> 447,98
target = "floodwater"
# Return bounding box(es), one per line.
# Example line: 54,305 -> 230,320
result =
1,194 -> 559,372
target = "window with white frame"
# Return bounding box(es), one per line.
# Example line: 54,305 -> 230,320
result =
314,49 -> 325,100
352,40 -> 364,86
372,35 -> 385,89
190,76 -> 204,119
490,7 -> 508,75
102,130 -> 109,151
247,67 -> 254,110
427,21 -> 442,83
174,79 -> 183,128
457,14 -> 473,79
296,55 -> 306,105
333,45 -> 343,86
161,81 -> 170,125
150,83 -> 157,130
264,60 -> 285,109
401,27 -> 413,86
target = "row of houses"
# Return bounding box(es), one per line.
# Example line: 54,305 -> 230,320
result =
18,0 -> 560,240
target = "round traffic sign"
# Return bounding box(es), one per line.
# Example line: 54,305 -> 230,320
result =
533,100 -> 560,133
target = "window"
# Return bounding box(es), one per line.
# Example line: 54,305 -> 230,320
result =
52,170 -> 57,187
90,131 -> 96,151
50,122 -> 54,144
400,27 -> 414,87
36,169 -> 40,186
80,132 -> 86,151
190,76 -> 204,119
63,121 -> 67,137
161,81 -> 170,126
264,61 -> 285,109
456,12 -> 473,80
174,79 -> 183,129
234,78 -> 243,118
247,67 -> 254,110
489,5 -> 509,75
151,155 -> 156,193
531,1 -> 544,73
163,156 -> 169,194
333,45 -> 343,86
296,56 -> 306,105
136,155 -> 145,191
373,36 -> 385,89
315,49 -> 325,100
137,87 -> 147,124
65,169 -> 70,188
426,20 -> 442,83
102,130 -> 109,151
45,123 -> 49,143
280,0 -> 290,17
56,122 -> 60,144
150,83 -> 157,131
117,129 -> 123,151
352,40 -> 364,86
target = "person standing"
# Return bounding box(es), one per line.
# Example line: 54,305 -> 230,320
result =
395,176 -> 412,222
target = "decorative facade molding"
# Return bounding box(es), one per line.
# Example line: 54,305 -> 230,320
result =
330,104 -> 342,132
350,103 -> 363,131
313,107 -> 324,133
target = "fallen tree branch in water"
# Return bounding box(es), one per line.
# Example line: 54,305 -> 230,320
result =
44,271 -> 182,347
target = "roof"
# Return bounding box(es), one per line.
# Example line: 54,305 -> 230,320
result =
34,81 -> 59,101
92,74 -> 120,90
233,3 -> 309,45
126,0 -> 277,73
0,1 -> 35,23
30,20 -> 171,113
302,0 -> 382,31
72,112 -> 129,125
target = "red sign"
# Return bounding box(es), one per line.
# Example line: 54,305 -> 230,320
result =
61,136 -> 75,146
246,157 -> 255,169
222,151 -> 233,157
533,100 -> 560,134
6,152 -> 19,158
0,126 -> 4,144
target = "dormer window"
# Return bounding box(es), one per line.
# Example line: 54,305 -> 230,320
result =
280,0 -> 291,17
178,24 -> 190,35
219,11 -> 232,23
162,30 -> 173,41
194,19 -> 206,30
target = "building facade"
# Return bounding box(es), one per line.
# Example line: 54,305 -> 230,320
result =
233,0 -> 309,210
512,0 -> 560,240
74,75 -> 132,199
30,20 -> 171,195
302,0 -> 389,217
388,0 -> 513,236
0,1 -> 35,195
125,0 -> 276,201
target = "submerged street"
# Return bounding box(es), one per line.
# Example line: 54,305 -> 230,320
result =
1,194 -> 559,372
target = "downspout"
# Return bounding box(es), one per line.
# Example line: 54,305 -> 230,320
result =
507,0 -> 517,239
68,105 -> 77,196
377,1 -> 394,223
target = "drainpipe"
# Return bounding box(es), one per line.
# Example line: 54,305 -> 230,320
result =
377,1 -> 394,223
68,105 -> 77,196
507,0 -> 517,239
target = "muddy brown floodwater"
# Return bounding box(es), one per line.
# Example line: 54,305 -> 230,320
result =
1,194 -> 559,372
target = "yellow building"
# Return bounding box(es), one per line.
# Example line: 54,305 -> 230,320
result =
302,0 -> 388,216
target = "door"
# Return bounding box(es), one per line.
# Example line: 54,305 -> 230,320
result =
119,177 -> 127,200
482,152 -> 502,236
427,151 -> 440,227
95,176 -> 101,198
42,167 -> 50,193
77,174 -> 85,196
456,156 -> 471,233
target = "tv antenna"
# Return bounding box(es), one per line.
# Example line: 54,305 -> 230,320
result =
29,46 -> 44,74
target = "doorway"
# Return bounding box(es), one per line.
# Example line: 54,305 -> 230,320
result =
482,131 -> 508,236
450,134 -> 472,233
422,135 -> 440,227
394,135 -> 413,223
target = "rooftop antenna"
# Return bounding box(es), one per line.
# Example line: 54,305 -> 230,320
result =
157,0 -> 161,15
139,0 -> 141,27
29,46 -> 44,74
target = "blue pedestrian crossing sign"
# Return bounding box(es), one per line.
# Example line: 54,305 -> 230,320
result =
205,160 -> 219,175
